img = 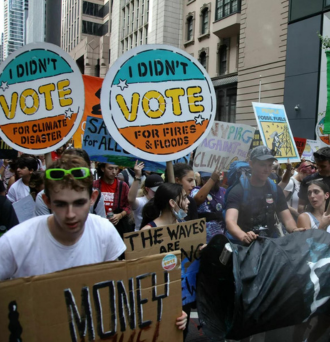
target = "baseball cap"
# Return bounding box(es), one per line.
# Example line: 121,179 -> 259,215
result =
199,172 -> 212,179
145,174 -> 164,192
250,146 -> 277,161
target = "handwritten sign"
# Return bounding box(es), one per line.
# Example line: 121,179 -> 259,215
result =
252,102 -> 300,163
100,45 -> 216,162
294,137 -> 307,157
12,195 -> 35,223
0,42 -> 84,154
0,252 -> 182,341
124,219 -> 206,305
83,116 -> 190,172
193,121 -> 255,172
302,139 -> 321,162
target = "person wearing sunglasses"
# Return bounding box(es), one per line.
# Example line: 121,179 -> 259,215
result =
0,155 -> 126,280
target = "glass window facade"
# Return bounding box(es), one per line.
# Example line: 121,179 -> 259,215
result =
201,8 -> 208,34
216,87 -> 237,123
83,1 -> 109,18
187,16 -> 193,40
82,20 -> 109,36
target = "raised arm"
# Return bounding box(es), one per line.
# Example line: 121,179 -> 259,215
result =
128,160 -> 144,210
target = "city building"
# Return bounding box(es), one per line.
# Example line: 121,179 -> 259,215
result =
283,0 -> 330,143
182,0 -> 240,123
26,0 -> 62,46
110,0 -> 184,67
0,34 -> 4,64
3,0 -> 28,60
61,0 -> 111,77
236,0 -> 289,126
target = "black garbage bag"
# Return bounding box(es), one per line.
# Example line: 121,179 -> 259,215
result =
196,230 -> 330,341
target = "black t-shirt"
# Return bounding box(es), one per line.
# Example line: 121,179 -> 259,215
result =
299,172 -> 330,204
0,195 -> 19,230
226,181 -> 288,233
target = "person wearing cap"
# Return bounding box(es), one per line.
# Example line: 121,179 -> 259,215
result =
191,171 -> 226,243
225,146 -> 305,245
298,147 -> 330,213
93,163 -> 130,228
128,160 -> 164,230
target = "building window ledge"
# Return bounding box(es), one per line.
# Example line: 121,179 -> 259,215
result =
187,0 -> 196,5
198,32 -> 210,42
214,11 -> 239,24
184,39 -> 194,47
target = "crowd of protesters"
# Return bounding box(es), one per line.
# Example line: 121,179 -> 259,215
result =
1,143 -> 330,341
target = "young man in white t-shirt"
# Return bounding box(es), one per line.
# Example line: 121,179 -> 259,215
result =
7,156 -> 39,203
0,155 -> 126,280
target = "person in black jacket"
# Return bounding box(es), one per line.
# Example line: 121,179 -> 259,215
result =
0,180 -> 18,234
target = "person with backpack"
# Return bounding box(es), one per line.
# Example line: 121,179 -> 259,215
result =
225,146 -> 305,245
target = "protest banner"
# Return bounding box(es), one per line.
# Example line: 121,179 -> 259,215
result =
0,42 -> 84,154
250,129 -> 264,149
100,45 -> 216,162
124,218 -> 206,305
83,116 -> 190,172
302,139 -> 321,161
0,137 -> 17,159
252,102 -> 300,163
0,252 -> 182,342
293,137 -> 307,157
72,75 -> 103,148
192,121 -> 255,173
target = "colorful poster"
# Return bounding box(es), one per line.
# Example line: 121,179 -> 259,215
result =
100,45 -> 216,162
294,137 -> 307,157
252,102 -> 301,163
193,121 -> 255,172
72,75 -> 103,148
0,43 -> 85,154
302,139 -> 321,162
83,116 -> 190,172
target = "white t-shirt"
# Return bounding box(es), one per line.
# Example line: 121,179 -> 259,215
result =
7,178 -> 30,203
284,177 -> 300,210
133,196 -> 149,231
0,214 -> 126,280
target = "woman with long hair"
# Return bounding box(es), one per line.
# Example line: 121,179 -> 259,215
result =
297,180 -> 330,232
141,183 -> 189,229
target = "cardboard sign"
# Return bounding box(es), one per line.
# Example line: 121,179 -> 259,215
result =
100,45 -> 216,162
72,75 -> 103,148
83,116 -> 190,172
0,43 -> 85,154
302,139 -> 321,162
193,121 -> 255,173
252,102 -> 300,163
293,137 -> 307,157
0,137 -> 17,159
124,219 -> 206,305
0,252 -> 182,341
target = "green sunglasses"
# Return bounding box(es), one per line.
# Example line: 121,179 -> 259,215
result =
45,167 -> 91,180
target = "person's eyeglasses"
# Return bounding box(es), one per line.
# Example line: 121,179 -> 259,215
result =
45,167 -> 90,180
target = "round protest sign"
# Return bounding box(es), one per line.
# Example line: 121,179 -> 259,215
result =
0,43 -> 84,154
101,45 -> 216,162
